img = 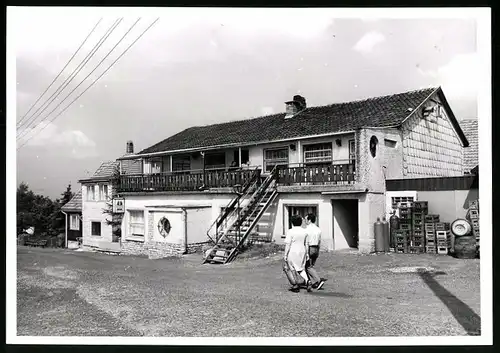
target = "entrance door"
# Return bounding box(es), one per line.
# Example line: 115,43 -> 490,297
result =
332,199 -> 359,249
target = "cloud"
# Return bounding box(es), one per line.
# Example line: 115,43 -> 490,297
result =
424,53 -> 479,99
18,121 -> 98,158
353,31 -> 386,53
418,52 -> 479,118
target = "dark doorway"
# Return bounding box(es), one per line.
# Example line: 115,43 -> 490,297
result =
332,199 -> 359,248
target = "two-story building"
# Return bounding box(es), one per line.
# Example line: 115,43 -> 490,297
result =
101,86 -> 468,260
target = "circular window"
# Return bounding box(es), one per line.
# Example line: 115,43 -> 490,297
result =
157,217 -> 171,238
369,136 -> 379,158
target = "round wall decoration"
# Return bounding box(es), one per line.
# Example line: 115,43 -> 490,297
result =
157,217 -> 171,238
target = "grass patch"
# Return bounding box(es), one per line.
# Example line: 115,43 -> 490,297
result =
236,242 -> 285,260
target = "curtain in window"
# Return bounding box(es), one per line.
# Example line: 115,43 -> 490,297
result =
129,211 -> 145,235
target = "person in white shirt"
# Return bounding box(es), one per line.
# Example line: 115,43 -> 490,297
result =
284,215 -> 312,292
305,213 -> 327,290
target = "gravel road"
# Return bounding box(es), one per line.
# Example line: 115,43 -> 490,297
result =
16,247 -> 481,337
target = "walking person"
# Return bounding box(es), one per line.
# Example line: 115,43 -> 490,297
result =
305,213 -> 327,290
284,215 -> 312,293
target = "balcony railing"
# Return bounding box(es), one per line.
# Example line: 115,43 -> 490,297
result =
117,167 -> 260,193
276,161 -> 356,185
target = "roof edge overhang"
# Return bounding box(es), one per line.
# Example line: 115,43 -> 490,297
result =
119,130 -> 357,160
61,207 -> 82,213
398,86 -> 469,148
78,177 -> 113,184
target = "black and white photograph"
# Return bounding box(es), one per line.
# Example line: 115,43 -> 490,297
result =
6,6 -> 492,345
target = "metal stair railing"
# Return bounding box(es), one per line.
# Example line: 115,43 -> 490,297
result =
224,167 -> 279,262
205,168 -> 260,244
226,189 -> 278,263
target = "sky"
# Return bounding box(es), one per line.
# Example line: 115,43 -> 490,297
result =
11,7 -> 481,199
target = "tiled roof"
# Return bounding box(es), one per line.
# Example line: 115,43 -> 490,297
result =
139,87 -> 448,155
61,190 -> 82,212
460,119 -> 478,172
79,158 -> 142,183
93,161 -> 120,178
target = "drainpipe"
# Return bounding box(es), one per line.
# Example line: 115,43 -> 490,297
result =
183,208 -> 188,254
61,210 -> 68,248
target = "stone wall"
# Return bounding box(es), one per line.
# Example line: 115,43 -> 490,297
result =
401,93 -> 463,177
356,128 -> 403,193
357,192 -> 385,254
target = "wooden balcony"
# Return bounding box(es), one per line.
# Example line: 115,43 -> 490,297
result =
117,168 -> 260,193
276,162 -> 356,185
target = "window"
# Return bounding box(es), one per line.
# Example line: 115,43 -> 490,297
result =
172,155 -> 191,172
99,184 -> 109,201
232,149 -> 250,166
241,149 -> 250,164
384,139 -> 397,148
91,221 -> 101,236
369,136 -> 379,158
286,205 -> 318,230
264,148 -> 288,172
86,185 -> 96,201
205,152 -> 226,170
143,159 -> 162,174
129,210 -> 145,237
70,214 -> 80,230
348,140 -> 356,163
391,196 -> 415,209
303,143 -> 332,164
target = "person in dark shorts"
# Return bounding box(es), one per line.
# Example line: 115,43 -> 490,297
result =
305,213 -> 327,290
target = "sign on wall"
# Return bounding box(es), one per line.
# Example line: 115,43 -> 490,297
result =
112,198 -> 125,213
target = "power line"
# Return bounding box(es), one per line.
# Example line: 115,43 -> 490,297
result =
17,18 -> 122,138
17,18 -> 124,140
17,18 -> 159,151
17,18 -> 140,143
16,18 -> 103,128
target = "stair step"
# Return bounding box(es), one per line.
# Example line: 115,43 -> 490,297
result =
208,257 -> 227,263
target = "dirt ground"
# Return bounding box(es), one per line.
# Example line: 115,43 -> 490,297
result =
16,247 -> 481,337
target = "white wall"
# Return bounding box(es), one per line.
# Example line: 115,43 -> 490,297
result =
122,193 -> 234,240
247,133 -> 355,169
81,183 -> 113,248
272,193 -> 334,251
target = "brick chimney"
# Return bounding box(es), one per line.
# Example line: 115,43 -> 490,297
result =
285,95 -> 307,119
126,140 -> 134,155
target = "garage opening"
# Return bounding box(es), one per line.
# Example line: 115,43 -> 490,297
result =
332,199 -> 359,249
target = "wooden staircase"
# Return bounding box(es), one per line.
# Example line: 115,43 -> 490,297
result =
204,168 -> 279,264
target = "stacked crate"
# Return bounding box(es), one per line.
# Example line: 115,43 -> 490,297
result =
466,201 -> 480,245
394,229 -> 410,253
394,201 -> 413,253
435,222 -> 450,255
411,203 -> 426,254
424,214 -> 440,254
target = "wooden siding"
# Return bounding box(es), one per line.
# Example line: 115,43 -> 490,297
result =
118,168 -> 259,193
276,163 -> 356,185
386,175 -> 478,192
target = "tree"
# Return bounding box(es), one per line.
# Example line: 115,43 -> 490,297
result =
17,182 -> 59,236
102,165 -> 123,240
59,184 -> 74,206
52,184 -> 75,234
17,182 -> 35,234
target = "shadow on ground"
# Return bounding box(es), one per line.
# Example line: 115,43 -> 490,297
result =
417,268 -> 481,336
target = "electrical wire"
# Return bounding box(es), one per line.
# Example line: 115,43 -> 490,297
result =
16,18 -> 103,128
17,18 -> 124,140
17,18 -> 159,151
